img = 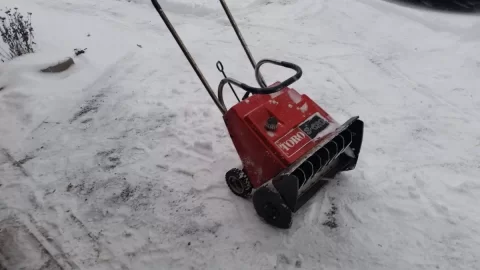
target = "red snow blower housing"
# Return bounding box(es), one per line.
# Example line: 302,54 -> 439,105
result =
151,0 -> 364,229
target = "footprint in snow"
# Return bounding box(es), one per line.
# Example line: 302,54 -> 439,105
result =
95,149 -> 121,171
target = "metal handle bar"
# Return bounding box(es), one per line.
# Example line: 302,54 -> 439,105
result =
218,59 -> 303,111
151,0 -> 227,114
253,59 -> 302,93
219,0 -> 267,89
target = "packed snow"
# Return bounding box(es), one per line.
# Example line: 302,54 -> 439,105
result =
1,0 -> 480,269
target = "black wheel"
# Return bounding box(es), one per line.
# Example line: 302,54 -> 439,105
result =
252,185 -> 293,229
225,168 -> 252,198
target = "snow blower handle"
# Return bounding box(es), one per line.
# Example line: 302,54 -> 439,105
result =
217,59 -> 303,111
254,59 -> 303,93
151,0 -> 227,115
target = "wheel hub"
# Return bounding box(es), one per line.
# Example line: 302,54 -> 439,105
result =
228,176 -> 244,194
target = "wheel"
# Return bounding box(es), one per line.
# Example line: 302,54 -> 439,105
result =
252,185 -> 293,229
225,168 -> 252,198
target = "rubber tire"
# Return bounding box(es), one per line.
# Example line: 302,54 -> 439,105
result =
252,185 -> 293,229
225,168 -> 252,198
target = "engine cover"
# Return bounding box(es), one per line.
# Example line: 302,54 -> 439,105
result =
223,84 -> 341,188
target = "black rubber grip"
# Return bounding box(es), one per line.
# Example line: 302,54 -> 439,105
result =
243,59 -> 303,94
217,58 -> 303,110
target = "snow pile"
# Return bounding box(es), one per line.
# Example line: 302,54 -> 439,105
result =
1,0 -> 480,269
0,52 -> 73,88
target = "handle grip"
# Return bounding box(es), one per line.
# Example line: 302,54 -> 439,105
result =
217,59 -> 303,111
253,59 -> 302,93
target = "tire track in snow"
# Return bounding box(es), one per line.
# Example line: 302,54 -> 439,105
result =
0,51 -> 148,269
9,48 -> 241,269
68,51 -> 138,124
0,209 -> 80,270
0,148 -> 31,177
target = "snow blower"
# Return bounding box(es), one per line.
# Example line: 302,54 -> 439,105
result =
151,0 -> 364,229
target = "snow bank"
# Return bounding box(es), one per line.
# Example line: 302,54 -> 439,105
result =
0,52 -> 73,88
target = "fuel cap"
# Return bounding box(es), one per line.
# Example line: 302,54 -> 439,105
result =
265,116 -> 278,131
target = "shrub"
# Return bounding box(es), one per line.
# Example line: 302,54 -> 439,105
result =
0,7 -> 35,63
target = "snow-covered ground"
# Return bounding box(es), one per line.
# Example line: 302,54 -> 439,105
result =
1,0 -> 480,269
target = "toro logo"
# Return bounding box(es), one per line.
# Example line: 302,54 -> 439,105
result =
275,128 -> 311,157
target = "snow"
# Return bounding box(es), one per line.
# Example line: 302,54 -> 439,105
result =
299,103 -> 308,113
1,0 -> 480,269
287,89 -> 302,104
